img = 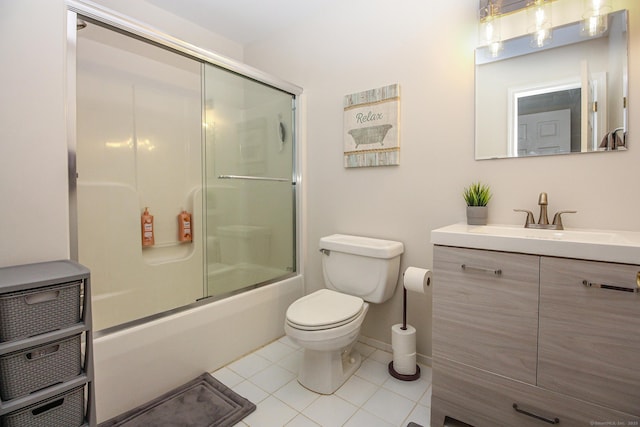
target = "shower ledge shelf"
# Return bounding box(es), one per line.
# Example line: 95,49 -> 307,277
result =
431,223 -> 640,264
142,242 -> 195,265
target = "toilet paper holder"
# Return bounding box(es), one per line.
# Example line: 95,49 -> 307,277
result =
388,267 -> 430,381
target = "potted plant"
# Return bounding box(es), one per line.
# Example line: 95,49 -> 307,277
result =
463,182 -> 492,225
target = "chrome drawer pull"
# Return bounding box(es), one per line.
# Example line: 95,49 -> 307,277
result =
582,280 -> 638,293
513,403 -> 560,424
461,264 -> 502,275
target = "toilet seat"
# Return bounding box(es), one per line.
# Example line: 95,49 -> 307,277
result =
286,289 -> 364,331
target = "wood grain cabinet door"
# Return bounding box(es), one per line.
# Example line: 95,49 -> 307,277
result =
432,357 -> 638,427
433,246 -> 539,384
538,257 -> 640,416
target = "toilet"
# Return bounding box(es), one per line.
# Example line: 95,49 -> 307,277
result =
285,234 -> 404,394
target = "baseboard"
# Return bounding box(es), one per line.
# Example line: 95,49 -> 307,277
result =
359,335 -> 432,367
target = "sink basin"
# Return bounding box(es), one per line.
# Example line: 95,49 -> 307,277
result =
466,224 -> 639,244
431,223 -> 640,264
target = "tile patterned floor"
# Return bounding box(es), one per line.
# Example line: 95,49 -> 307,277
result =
211,336 -> 432,427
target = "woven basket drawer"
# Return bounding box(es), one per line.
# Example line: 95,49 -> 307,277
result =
0,385 -> 85,427
0,335 -> 82,401
0,281 -> 81,342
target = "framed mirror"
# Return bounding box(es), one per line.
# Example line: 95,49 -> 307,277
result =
475,9 -> 628,159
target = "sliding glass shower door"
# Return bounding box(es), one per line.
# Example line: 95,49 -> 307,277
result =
76,22 -> 204,331
203,64 -> 296,297
74,19 -> 297,332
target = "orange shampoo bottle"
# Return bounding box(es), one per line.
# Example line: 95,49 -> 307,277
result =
141,207 -> 154,247
178,210 -> 192,242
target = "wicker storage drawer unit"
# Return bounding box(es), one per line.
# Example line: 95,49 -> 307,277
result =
0,282 -> 81,342
0,260 -> 95,426
0,386 -> 85,427
0,335 -> 82,401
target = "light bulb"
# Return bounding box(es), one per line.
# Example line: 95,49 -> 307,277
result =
527,0 -> 552,48
581,0 -> 611,37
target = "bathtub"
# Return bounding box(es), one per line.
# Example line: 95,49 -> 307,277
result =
93,274 -> 303,423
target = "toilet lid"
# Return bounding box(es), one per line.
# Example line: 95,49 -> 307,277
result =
286,289 -> 364,330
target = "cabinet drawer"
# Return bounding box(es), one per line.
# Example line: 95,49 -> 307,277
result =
0,335 -> 82,401
0,385 -> 85,427
538,257 -> 640,416
431,357 -> 638,427
433,246 -> 539,384
0,282 -> 81,342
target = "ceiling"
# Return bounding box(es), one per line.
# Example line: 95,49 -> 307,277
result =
146,0 -> 337,45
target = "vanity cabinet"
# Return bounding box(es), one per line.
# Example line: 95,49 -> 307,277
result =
432,246 -> 539,384
538,257 -> 640,416
432,245 -> 640,427
432,357 -> 632,427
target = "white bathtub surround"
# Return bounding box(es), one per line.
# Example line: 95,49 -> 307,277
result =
213,336 -> 432,427
93,275 -> 303,423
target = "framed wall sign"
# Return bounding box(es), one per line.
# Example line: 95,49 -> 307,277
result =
343,84 -> 400,168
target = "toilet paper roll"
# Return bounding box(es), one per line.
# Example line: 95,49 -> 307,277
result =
392,324 -> 417,375
403,267 -> 432,294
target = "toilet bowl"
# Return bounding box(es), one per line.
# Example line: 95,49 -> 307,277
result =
285,289 -> 370,394
285,234 -> 403,394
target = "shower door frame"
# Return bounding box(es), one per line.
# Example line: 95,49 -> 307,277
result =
66,0 -> 303,332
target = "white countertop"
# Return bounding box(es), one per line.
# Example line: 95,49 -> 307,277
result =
431,223 -> 640,264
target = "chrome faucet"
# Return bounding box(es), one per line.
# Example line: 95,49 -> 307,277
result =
537,192 -> 549,225
514,192 -> 576,230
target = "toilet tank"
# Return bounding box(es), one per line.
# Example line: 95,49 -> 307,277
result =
319,234 -> 404,303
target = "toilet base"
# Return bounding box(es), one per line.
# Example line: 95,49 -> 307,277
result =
297,345 -> 362,394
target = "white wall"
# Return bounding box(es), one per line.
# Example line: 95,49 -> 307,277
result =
0,0 -> 70,267
244,0 -> 640,358
88,0 -> 244,61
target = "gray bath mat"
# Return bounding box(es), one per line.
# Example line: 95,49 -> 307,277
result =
99,373 -> 255,427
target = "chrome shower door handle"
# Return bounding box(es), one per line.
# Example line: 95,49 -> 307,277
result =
218,174 -> 290,183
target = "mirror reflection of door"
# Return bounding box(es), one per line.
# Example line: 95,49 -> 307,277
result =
582,60 -> 594,152
518,109 -> 571,156
511,84 -> 581,156
582,69 -> 608,151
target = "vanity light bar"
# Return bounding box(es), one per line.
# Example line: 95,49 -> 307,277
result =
480,0 -> 529,19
